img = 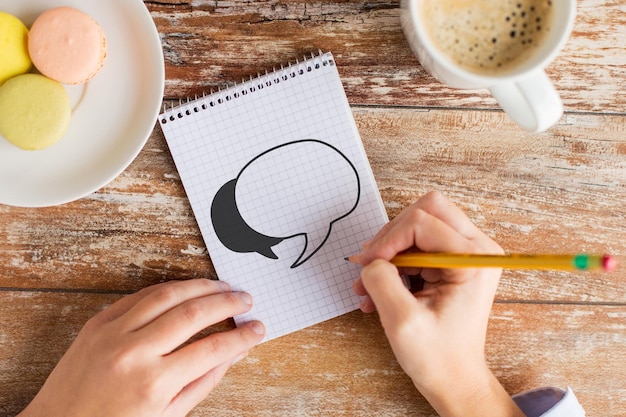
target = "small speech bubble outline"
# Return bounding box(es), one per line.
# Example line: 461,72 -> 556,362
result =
211,139 -> 361,268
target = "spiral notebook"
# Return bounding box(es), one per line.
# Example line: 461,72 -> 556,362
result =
159,51 -> 388,341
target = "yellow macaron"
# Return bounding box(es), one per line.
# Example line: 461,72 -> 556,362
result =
0,12 -> 32,85
0,74 -> 71,150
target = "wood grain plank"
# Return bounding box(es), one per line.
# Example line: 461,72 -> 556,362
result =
147,0 -> 626,112
1,291 -> 623,416
2,3 -> 623,417
0,127 -> 212,292
357,108 -> 626,304
0,290 -> 233,417
216,303 -> 626,417
1,108 -> 623,302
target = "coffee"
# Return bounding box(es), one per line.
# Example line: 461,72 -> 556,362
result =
420,0 -> 555,75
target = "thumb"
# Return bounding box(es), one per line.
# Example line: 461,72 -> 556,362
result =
360,259 -> 421,335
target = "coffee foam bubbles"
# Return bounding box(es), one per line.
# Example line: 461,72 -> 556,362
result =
421,0 -> 554,75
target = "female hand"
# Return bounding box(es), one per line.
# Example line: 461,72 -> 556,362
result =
352,191 -> 524,417
19,279 -> 265,417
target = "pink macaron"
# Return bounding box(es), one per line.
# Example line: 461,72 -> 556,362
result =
28,7 -> 107,85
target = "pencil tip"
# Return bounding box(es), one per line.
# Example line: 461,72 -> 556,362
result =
344,257 -> 350,262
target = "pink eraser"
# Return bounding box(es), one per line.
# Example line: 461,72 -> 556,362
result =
602,255 -> 618,272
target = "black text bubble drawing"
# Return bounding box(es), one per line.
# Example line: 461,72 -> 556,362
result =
211,139 -> 361,268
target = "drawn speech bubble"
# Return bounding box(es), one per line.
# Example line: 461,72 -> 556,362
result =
211,139 -> 360,268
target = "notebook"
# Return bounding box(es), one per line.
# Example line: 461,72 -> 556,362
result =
159,51 -> 388,341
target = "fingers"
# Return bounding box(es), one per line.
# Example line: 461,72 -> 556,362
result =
165,321 -> 265,394
88,282 -> 171,326
166,361 -> 233,417
355,206 -> 478,267
412,191 -> 484,241
359,260 -> 420,331
384,191 -> 481,242
352,276 -> 367,296
117,279 -> 230,332
137,291 -> 257,353
353,277 -> 378,313
414,192 -> 502,256
352,192 -> 504,311
353,192 -> 502,267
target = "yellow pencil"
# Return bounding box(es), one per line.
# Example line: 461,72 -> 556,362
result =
346,253 -> 618,272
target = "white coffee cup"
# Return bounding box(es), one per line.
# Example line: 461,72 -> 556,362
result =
401,0 -> 576,133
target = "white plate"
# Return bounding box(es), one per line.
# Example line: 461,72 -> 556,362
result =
0,0 -> 164,207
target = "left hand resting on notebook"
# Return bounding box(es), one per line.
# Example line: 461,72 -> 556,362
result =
17,279 -> 265,417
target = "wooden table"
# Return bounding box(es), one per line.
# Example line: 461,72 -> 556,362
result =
2,1 -> 625,416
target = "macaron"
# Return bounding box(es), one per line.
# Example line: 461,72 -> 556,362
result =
0,12 -> 32,85
0,74 -> 71,150
28,7 -> 107,85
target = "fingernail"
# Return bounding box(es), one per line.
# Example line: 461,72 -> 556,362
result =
249,321 -> 265,335
362,240 -> 372,250
217,281 -> 231,292
240,292 -> 253,306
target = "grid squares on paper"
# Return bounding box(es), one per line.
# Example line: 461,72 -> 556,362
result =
160,52 -> 388,341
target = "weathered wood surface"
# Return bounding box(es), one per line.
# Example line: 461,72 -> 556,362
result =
150,0 -> 626,112
1,1 -> 625,416
1,291 -> 624,417
2,111 -> 624,300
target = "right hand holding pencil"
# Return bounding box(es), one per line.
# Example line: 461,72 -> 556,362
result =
351,191 -> 525,417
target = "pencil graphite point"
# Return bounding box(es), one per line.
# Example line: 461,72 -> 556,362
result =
344,255 -> 360,263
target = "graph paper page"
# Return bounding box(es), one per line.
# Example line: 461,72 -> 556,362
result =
159,52 -> 388,341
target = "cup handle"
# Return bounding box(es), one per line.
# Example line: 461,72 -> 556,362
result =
489,71 -> 563,133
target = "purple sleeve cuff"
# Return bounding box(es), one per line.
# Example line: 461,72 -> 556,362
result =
513,387 -> 585,417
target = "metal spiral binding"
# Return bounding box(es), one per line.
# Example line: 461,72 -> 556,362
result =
160,50 -> 333,125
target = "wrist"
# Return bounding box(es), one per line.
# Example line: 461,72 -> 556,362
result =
17,386 -> 68,417
414,366 -> 526,417
17,403 -> 38,417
